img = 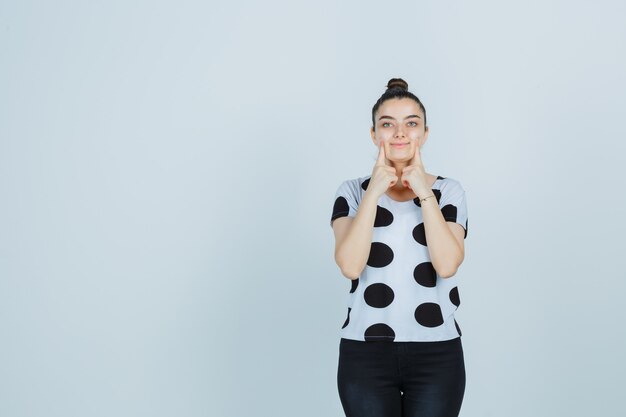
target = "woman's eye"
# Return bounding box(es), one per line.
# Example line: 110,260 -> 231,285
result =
408,121 -> 418,127
382,122 -> 391,127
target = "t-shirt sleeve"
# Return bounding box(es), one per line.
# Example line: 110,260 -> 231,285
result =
330,179 -> 360,227
438,179 -> 469,239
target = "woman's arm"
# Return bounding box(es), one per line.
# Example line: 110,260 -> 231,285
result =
332,189 -> 380,280
420,197 -> 465,278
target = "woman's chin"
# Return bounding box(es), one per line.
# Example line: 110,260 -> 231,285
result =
389,157 -> 412,164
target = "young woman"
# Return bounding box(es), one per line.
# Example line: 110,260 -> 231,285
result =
330,78 -> 468,417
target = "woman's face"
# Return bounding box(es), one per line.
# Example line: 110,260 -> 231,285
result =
370,97 -> 429,163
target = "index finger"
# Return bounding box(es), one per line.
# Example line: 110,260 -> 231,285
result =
376,140 -> 387,166
408,140 -> 420,165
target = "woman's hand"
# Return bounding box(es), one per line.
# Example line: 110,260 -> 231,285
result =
367,140 -> 398,198
401,141 -> 432,198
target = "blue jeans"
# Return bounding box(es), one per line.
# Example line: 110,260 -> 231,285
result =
337,337 -> 466,417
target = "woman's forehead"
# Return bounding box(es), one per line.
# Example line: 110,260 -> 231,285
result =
378,98 -> 423,118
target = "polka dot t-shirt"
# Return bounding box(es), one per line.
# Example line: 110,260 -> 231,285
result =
330,174 -> 468,342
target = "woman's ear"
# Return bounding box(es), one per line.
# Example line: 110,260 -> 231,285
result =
370,127 -> 377,145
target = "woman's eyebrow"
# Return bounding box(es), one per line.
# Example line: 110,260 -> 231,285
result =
378,115 -> 421,121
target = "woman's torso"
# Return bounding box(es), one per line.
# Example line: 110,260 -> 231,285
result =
336,174 -> 464,342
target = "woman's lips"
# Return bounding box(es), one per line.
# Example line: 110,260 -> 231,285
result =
391,143 -> 408,148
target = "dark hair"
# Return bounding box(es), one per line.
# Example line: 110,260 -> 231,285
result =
371,78 -> 427,131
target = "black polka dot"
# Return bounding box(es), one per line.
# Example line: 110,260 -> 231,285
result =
374,206 -> 394,227
449,286 -> 460,307
364,323 -> 395,341
414,302 -> 444,327
331,196 -> 350,222
361,178 -> 370,191
364,283 -> 395,308
342,307 -> 351,329
367,242 -> 394,268
413,262 -> 437,287
433,188 -> 442,202
414,188 -> 442,207
455,319 -> 462,336
350,278 -> 359,293
441,204 -> 458,223
412,223 -> 427,246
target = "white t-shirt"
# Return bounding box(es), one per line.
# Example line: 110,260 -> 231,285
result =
330,174 -> 468,342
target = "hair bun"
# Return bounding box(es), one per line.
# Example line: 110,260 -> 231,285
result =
386,78 -> 408,91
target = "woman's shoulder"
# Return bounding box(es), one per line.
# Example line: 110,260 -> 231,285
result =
338,174 -> 372,191
435,175 -> 464,189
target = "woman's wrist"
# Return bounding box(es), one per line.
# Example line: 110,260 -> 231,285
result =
362,189 -> 382,205
418,193 -> 436,203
